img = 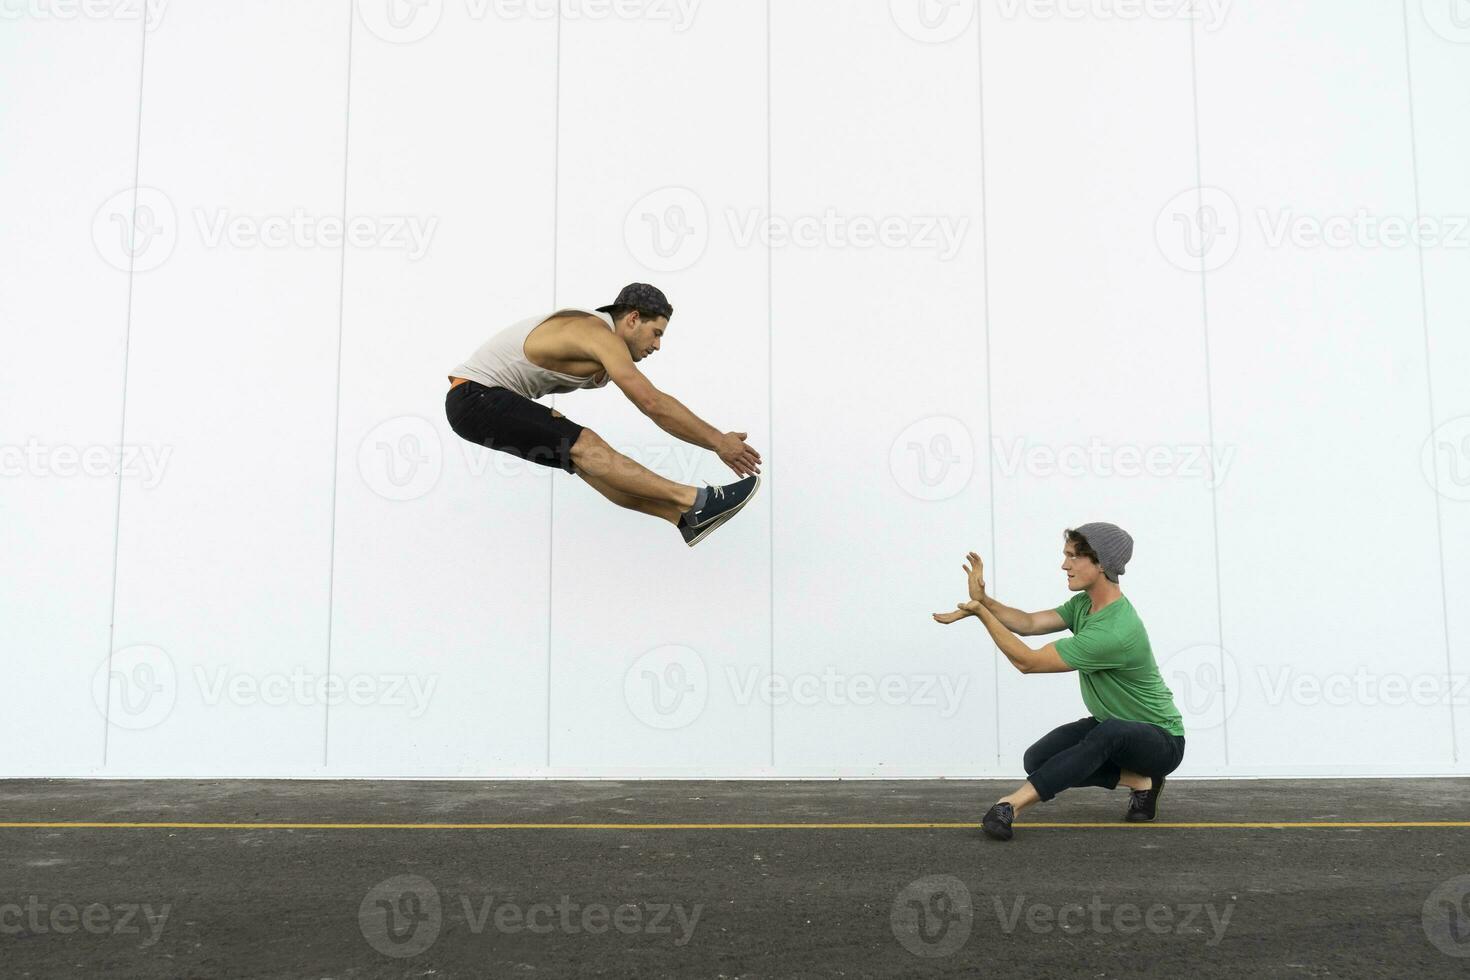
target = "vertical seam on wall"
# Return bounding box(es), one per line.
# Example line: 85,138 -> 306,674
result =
766,0 -> 775,770
102,8 -> 151,768
974,7 -> 999,769
1187,9 -> 1229,762
546,3 -> 562,771
1400,0 -> 1456,763
323,0 -> 356,768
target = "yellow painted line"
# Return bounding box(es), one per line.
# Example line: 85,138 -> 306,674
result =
0,821 -> 1467,830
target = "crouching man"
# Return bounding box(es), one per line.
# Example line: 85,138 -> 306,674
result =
933,523 -> 1186,841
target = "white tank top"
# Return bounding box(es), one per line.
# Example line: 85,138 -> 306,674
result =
450,308 -> 616,400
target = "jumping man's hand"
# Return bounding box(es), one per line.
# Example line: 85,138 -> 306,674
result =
964,552 -> 987,602
717,431 -> 762,478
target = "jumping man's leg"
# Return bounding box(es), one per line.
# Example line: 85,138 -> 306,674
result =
578,470 -> 684,524
568,426 -> 699,510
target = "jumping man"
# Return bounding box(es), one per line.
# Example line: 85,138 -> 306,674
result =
932,523 -> 1186,841
445,283 -> 761,546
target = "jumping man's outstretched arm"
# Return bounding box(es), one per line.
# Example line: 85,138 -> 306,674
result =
579,324 -> 762,477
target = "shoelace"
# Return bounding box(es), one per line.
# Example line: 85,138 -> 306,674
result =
706,485 -> 726,506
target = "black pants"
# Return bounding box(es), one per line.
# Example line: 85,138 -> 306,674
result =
1024,716 -> 1185,802
445,381 -> 585,474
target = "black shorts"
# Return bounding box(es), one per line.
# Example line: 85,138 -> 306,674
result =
445,380 -> 585,473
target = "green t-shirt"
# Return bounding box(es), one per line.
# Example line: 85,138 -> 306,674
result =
1052,593 -> 1185,737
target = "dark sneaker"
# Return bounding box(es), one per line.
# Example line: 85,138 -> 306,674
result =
679,506 -> 740,547
683,476 -> 760,530
981,801 -> 1015,841
1125,774 -> 1165,822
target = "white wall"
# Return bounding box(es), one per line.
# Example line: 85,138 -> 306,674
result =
3,0 -> 1467,778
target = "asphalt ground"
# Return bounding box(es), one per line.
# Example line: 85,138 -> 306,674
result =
2,778 -> 1467,978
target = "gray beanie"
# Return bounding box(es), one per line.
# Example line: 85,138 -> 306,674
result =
1070,522 -> 1133,582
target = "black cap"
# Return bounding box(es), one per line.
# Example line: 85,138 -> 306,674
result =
596,282 -> 673,320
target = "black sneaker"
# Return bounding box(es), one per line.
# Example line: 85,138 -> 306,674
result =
679,508 -> 742,547
682,477 -> 760,530
981,801 -> 1015,841
1124,774 -> 1165,822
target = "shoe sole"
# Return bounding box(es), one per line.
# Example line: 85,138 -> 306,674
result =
683,507 -> 739,547
683,477 -> 760,546
685,476 -> 761,530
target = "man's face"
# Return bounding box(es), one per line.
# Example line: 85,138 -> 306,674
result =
624,313 -> 669,362
1061,542 -> 1103,591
